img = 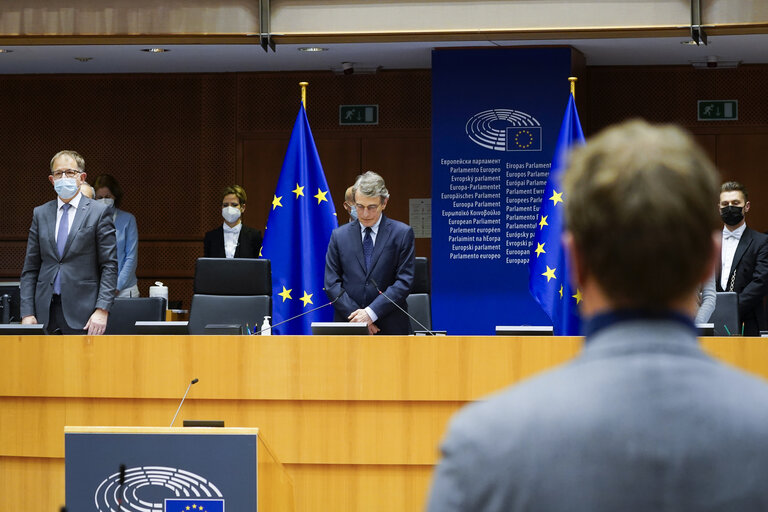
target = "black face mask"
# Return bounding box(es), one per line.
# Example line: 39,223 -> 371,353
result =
721,205 -> 744,226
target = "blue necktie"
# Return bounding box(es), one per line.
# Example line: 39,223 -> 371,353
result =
54,203 -> 71,295
363,227 -> 373,271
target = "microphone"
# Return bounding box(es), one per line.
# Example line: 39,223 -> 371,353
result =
369,278 -> 438,335
252,289 -> 345,335
169,378 -> 198,427
118,464 -> 126,507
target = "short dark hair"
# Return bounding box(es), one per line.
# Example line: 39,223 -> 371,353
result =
221,185 -> 247,205
720,181 -> 748,201
92,174 -> 124,208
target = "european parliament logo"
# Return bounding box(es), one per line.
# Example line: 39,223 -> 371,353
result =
466,109 -> 542,152
93,465 -> 225,512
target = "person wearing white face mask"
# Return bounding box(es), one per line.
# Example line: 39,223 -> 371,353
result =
204,185 -> 262,259
20,150 -> 117,335
93,174 -> 140,298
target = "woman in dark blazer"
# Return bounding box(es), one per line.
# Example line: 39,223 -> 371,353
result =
203,185 -> 262,258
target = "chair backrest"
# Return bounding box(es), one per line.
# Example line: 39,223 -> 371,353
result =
412,257 -> 430,294
194,258 -> 271,295
105,297 -> 166,334
711,291 -> 739,336
406,293 -> 432,331
188,295 -> 271,335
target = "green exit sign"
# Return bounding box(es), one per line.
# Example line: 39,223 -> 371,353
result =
698,100 -> 738,121
339,105 -> 379,125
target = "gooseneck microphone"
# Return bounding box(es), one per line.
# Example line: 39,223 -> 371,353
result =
252,289 -> 346,335
369,278 -> 438,335
118,463 -> 126,507
170,378 -> 198,427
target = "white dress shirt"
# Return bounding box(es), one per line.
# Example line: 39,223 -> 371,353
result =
223,222 -> 242,259
721,223 -> 746,290
55,192 -> 82,243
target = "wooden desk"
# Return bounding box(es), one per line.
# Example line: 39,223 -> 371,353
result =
1,335 -> 767,511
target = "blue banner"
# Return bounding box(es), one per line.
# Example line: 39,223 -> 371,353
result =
166,499 -> 225,512
431,47 -> 577,334
528,94 -> 585,335
261,103 -> 338,334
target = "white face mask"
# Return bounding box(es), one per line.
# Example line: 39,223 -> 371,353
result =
98,197 -> 115,208
222,206 -> 241,224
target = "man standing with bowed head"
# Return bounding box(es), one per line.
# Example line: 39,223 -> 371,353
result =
20,151 -> 117,335
427,120 -> 768,511
716,181 -> 768,335
325,171 -> 415,335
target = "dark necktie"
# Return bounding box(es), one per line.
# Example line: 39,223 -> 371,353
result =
363,227 -> 373,271
54,203 -> 71,295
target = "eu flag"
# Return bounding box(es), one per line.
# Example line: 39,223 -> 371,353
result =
261,103 -> 338,334
165,498 -> 224,512
528,94 -> 584,335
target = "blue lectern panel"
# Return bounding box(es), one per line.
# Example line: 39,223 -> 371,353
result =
65,432 -> 257,512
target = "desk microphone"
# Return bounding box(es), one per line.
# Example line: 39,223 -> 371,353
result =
170,378 -> 198,427
118,464 -> 126,507
369,278 -> 438,335
252,289 -> 345,335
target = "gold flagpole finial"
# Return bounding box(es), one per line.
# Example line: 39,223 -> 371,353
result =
568,77 -> 577,98
300,82 -> 308,108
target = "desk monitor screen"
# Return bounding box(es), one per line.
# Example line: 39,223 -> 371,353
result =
135,321 -> 189,335
311,322 -> 368,335
0,323 -> 45,335
495,325 -> 554,336
0,281 -> 21,324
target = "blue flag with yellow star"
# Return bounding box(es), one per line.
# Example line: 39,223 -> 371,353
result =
165,498 -> 224,512
261,103 -> 338,334
528,93 -> 584,335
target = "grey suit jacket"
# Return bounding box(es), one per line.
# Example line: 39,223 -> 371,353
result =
324,215 -> 415,334
21,196 -> 118,330
427,318 -> 768,511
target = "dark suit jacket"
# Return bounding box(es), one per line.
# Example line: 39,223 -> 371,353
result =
203,224 -> 262,259
716,226 -> 768,335
324,215 -> 415,334
20,196 -> 118,330
427,318 -> 768,511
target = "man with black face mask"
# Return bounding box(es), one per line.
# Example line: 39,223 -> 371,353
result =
717,181 -> 768,335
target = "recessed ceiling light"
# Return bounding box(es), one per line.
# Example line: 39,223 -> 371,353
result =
0,49 -> 14,53
142,48 -> 170,53
298,47 -> 328,52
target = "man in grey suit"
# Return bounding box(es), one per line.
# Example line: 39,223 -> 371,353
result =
325,171 -> 415,335
21,150 -> 117,335
426,120 -> 768,511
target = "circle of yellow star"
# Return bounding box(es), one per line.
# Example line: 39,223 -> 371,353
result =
300,291 -> 313,307
572,289 -> 583,304
559,285 -> 563,299
272,195 -> 283,210
278,286 -> 292,302
534,242 -> 545,257
539,215 -> 549,230
542,265 -> 557,282
314,189 -> 328,204
549,190 -> 563,206
292,183 -> 305,198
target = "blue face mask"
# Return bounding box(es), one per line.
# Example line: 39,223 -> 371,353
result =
347,203 -> 358,221
53,177 -> 79,199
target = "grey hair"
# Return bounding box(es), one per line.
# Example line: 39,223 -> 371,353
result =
352,171 -> 390,201
50,150 -> 85,173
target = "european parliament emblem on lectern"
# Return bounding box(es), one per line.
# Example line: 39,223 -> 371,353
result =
65,427 -> 294,511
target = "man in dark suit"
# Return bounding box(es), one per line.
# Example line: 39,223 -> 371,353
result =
20,150 -> 117,335
427,121 -> 768,511
204,185 -> 262,258
325,171 -> 415,335
716,181 -> 768,335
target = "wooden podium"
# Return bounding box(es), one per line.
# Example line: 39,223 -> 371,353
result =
64,426 -> 293,511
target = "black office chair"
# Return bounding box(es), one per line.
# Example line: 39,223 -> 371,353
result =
105,297 -> 166,334
407,257 -> 432,332
711,291 -> 739,336
188,258 -> 272,335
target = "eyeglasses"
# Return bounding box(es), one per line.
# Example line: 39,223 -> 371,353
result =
354,203 -> 381,212
51,169 -> 81,179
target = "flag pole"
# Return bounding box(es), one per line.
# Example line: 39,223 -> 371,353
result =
300,81 -> 308,108
568,76 -> 577,98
